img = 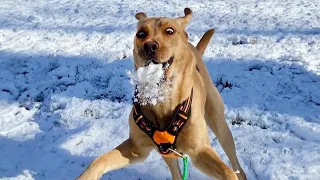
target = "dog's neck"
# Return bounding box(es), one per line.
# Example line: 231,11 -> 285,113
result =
141,53 -> 195,129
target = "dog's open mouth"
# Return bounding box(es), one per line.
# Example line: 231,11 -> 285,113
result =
146,57 -> 174,70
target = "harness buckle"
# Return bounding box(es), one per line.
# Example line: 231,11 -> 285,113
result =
167,148 -> 184,158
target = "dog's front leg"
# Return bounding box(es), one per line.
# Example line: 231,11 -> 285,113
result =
205,89 -> 246,180
163,157 -> 182,180
190,146 -> 238,180
77,139 -> 151,180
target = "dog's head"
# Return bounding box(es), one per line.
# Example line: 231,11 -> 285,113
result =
133,8 -> 192,69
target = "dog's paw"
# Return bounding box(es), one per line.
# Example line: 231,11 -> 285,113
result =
236,168 -> 247,180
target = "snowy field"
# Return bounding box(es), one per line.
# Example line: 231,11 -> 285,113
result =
1,0 -> 320,179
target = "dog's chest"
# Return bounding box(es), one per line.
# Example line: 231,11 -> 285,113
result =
143,103 -> 175,129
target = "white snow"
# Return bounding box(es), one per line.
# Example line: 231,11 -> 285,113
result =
128,62 -> 169,105
132,62 -> 164,83
0,0 -> 320,180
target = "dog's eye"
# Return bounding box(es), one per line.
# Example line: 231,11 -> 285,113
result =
166,28 -> 174,35
136,30 -> 147,38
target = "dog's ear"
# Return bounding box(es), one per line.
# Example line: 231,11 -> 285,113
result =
177,8 -> 192,29
135,12 -> 147,21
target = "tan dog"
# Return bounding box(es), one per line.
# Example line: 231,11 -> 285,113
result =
77,8 -> 246,180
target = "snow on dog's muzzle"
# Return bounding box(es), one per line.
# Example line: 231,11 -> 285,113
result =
147,56 -> 174,70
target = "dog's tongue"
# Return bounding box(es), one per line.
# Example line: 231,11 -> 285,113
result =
135,62 -> 164,83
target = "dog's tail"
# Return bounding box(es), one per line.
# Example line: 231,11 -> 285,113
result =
196,29 -> 215,57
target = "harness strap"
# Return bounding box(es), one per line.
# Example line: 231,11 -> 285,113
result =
133,89 -> 193,157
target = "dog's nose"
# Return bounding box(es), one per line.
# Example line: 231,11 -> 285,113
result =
143,41 -> 159,55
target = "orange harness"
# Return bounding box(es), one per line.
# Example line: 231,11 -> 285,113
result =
133,89 -> 193,158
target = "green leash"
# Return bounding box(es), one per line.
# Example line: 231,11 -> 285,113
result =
182,156 -> 189,180
167,148 -> 189,180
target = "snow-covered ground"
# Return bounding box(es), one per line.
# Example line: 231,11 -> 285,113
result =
1,0 -> 320,179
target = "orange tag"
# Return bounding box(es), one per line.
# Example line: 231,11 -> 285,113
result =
153,131 -> 175,144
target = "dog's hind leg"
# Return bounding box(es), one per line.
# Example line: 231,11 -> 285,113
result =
163,157 -> 182,180
205,84 -> 247,180
77,139 -> 151,180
